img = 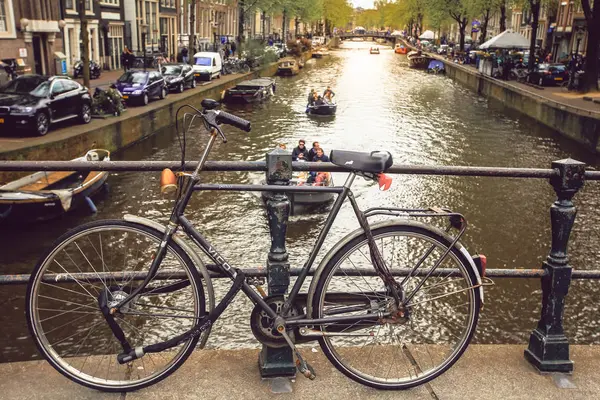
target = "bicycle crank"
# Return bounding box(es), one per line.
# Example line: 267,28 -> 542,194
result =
276,322 -> 316,380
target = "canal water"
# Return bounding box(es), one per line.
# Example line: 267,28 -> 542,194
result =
3,40 -> 600,363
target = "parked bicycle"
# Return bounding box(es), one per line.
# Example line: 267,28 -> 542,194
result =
25,99 -> 489,392
222,58 -> 251,75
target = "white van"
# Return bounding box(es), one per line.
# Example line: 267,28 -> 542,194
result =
192,52 -> 222,81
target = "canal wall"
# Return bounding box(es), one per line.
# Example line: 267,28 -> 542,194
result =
441,60 -> 600,152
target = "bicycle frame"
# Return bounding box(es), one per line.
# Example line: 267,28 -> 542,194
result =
113,130 -> 391,329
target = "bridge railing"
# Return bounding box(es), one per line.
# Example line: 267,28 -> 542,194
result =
0,156 -> 596,378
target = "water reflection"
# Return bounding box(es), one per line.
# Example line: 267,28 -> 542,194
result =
2,40 -> 600,362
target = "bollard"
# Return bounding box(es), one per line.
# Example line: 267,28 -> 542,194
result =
259,148 -> 296,378
524,158 -> 585,373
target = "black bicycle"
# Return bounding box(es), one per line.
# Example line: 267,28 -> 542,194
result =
25,99 -> 489,392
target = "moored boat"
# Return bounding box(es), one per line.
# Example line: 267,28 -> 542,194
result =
222,78 -> 276,103
407,50 -> 431,69
0,149 -> 110,225
306,102 -> 337,116
312,49 -> 329,59
261,172 -> 335,206
394,43 -> 408,54
427,59 -> 445,74
277,57 -> 300,76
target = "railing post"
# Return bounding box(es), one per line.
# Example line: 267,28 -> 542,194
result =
259,148 -> 296,378
525,158 -> 585,373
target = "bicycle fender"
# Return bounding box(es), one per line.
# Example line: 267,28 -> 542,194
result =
306,219 -> 484,317
123,214 -> 215,348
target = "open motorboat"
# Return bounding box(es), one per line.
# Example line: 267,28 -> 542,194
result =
222,78 -> 276,103
306,102 -> 337,116
370,47 -> 380,54
261,171 -> 335,207
407,50 -> 431,69
277,57 -> 300,76
395,43 -> 408,54
0,149 -> 110,224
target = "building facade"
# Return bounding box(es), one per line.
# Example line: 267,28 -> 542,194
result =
550,0 -> 588,62
1,0 -> 64,75
178,0 -> 237,54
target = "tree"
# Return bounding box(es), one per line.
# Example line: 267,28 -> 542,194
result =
441,0 -> 471,51
323,0 -> 353,33
581,0 -> 600,92
527,0 -> 542,71
79,0 -> 90,90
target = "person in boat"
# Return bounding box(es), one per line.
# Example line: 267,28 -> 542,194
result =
308,141 -> 321,161
314,95 -> 326,106
292,139 -> 309,161
312,147 -> 329,162
323,86 -> 335,103
307,89 -> 316,106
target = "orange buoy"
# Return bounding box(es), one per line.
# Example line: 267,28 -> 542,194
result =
160,168 -> 177,194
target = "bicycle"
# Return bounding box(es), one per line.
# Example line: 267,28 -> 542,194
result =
25,99 -> 489,392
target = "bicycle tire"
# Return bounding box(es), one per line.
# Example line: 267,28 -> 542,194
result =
26,220 -> 206,392
309,220 -> 480,390
241,64 -> 251,74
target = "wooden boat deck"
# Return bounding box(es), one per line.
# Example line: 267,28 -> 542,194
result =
19,171 -> 78,192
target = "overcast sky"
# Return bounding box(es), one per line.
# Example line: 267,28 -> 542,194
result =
351,0 -> 375,9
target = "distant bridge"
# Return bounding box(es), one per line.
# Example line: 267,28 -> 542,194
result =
336,32 -> 395,41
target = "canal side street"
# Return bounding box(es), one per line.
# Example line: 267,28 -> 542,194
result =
2,345 -> 600,399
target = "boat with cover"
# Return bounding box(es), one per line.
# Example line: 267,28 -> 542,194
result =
277,57 -> 300,76
222,78 -> 276,103
427,59 -> 445,74
407,50 -> 431,69
0,149 -> 110,224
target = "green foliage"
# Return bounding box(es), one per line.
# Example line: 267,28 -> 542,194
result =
92,88 -> 125,117
323,0 -> 354,27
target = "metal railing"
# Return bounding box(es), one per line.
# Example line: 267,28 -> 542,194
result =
0,156 -> 594,376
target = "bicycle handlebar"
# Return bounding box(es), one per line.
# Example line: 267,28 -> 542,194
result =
215,110 -> 251,132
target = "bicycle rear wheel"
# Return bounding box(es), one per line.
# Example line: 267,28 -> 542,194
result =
310,221 -> 480,389
26,220 -> 205,392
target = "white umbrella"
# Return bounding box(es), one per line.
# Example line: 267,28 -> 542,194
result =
479,29 -> 530,49
419,30 -> 435,40
391,30 -> 403,37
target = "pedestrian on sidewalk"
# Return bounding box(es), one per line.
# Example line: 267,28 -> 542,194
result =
181,46 -> 189,64
121,47 -> 132,71
231,41 -> 237,58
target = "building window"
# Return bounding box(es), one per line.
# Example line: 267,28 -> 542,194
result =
101,0 -> 120,5
0,0 -> 16,39
66,0 -> 73,8
109,24 -> 124,70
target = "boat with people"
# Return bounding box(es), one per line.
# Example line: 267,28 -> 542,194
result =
0,149 -> 110,224
370,47 -> 380,54
222,78 -> 276,104
277,57 -> 300,76
407,50 -> 431,69
394,43 -> 408,54
427,59 -> 445,74
306,86 -> 337,116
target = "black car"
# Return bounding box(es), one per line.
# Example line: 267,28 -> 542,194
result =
0,75 -> 92,136
527,63 -> 569,86
114,70 -> 167,106
161,64 -> 196,93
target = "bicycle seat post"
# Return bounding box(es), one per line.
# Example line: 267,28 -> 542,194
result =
259,148 -> 296,380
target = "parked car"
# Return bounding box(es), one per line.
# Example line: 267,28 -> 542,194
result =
526,63 -> 569,86
192,52 -> 222,81
161,63 -> 196,93
114,70 -> 168,106
0,75 -> 92,136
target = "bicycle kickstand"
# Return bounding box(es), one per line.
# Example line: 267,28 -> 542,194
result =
276,321 -> 316,380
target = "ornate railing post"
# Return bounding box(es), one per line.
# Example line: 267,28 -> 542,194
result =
524,158 -> 585,373
259,148 -> 296,378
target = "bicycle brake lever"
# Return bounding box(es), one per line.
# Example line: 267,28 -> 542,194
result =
215,125 -> 227,143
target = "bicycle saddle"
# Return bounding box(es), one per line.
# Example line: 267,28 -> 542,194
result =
330,150 -> 393,173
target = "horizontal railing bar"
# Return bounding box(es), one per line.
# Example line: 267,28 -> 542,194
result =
0,160 -> 575,179
1,267 -> 598,285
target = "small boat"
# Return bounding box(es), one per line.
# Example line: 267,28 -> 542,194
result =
394,43 -> 408,54
312,49 -> 329,59
407,50 -> 431,69
427,59 -> 445,74
261,172 -> 335,206
222,78 -> 276,104
369,47 -> 380,54
0,149 -> 110,225
277,57 -> 300,76
306,102 -> 337,116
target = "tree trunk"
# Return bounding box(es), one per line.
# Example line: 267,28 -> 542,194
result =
459,18 -> 466,51
282,10 -> 286,42
237,0 -> 244,49
500,3 -> 506,32
480,9 -> 490,45
79,0 -> 90,90
295,17 -> 299,37
582,3 -> 600,92
190,0 -> 196,56
262,11 -> 266,40
408,19 -> 413,37
528,0 -> 540,71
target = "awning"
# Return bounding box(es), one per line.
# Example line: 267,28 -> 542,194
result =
479,29 -> 530,50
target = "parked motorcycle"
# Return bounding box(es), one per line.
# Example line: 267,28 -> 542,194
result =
73,59 -> 101,79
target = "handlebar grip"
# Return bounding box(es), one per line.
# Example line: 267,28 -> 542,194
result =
216,111 -> 251,132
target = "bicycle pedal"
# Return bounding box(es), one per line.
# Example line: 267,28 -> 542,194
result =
296,359 -> 316,380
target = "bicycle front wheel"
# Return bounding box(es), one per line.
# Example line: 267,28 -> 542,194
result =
310,222 -> 480,389
26,220 -> 206,392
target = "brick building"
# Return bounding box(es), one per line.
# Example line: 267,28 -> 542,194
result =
0,0 -> 64,75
